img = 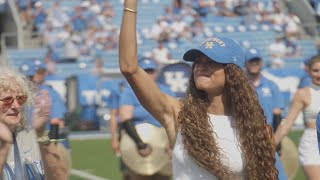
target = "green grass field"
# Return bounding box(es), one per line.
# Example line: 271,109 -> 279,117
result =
69,130 -> 306,180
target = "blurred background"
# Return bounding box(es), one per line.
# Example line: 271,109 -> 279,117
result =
0,0 -> 319,179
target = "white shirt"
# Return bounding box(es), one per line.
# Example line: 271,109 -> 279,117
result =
172,114 -> 244,180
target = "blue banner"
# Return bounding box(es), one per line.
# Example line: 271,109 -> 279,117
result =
158,62 -> 191,97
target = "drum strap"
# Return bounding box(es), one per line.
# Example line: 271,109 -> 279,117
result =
121,120 -> 147,149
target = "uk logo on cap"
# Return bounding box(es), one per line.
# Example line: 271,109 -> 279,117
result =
183,36 -> 245,68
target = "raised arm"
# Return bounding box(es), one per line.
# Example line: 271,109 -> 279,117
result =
33,91 -> 69,180
274,89 -> 306,145
119,0 -> 180,139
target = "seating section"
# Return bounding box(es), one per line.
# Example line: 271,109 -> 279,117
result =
4,0 -> 318,79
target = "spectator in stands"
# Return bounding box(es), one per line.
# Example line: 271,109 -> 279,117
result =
268,35 -> 287,58
180,3 -> 197,25
152,41 -> 170,65
192,0 -> 215,17
120,1 -> 279,179
32,1 -> 47,33
244,48 -> 288,179
217,1 -> 237,17
266,6 -> 286,26
171,16 -> 187,38
64,33 -> 81,62
284,12 -> 302,39
179,26 -> 193,42
88,0 -> 101,15
274,55 -> 320,180
162,5 -> 175,23
17,0 -> 31,28
42,21 -> 57,48
0,66 -> 69,179
233,0 -> 247,16
47,1 -> 69,28
284,37 -> 301,57
191,17 -> 205,38
173,0 -> 182,14
70,6 -> 86,32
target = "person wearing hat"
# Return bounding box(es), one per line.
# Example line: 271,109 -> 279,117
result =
244,48 -> 288,179
19,60 -> 70,150
119,58 -> 175,179
119,1 -> 279,179
244,48 -> 285,130
108,80 -> 131,180
274,55 -> 320,179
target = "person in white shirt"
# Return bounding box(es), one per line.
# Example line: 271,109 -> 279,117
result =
0,67 -> 69,179
119,1 -> 279,179
152,41 -> 170,64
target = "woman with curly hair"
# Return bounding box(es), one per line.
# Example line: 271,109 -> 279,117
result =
0,67 -> 69,179
119,1 -> 278,179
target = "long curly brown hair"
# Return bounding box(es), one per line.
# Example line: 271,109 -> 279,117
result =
178,63 -> 278,179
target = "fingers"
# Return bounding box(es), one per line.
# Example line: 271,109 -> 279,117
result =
33,90 -> 51,133
138,145 -> 152,157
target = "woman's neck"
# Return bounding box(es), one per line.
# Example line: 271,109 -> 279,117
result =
207,94 -> 230,116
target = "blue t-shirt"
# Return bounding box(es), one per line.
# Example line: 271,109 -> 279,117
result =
256,76 -> 284,127
38,84 -> 67,128
317,113 -> 320,154
33,10 -> 46,26
119,83 -> 175,127
109,89 -> 120,110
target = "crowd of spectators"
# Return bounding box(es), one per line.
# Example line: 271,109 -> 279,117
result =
14,0 -> 307,68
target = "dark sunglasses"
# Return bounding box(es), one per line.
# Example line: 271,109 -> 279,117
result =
0,96 -> 28,108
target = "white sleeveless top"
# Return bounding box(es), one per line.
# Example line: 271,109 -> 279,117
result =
172,114 -> 244,180
303,86 -> 320,124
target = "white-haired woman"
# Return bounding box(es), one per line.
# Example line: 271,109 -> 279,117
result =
0,67 -> 69,179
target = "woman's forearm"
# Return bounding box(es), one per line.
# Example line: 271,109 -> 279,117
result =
274,124 -> 291,145
119,0 -> 138,74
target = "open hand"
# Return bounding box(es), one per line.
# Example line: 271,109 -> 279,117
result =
33,90 -> 51,136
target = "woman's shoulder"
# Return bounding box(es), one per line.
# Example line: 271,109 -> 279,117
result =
295,87 -> 309,97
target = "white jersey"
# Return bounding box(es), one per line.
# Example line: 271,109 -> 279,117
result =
2,130 -> 44,180
172,114 -> 244,180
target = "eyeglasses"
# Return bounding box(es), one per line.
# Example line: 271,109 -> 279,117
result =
0,96 -> 28,108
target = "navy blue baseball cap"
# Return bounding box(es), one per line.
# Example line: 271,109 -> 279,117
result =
138,59 -> 157,70
20,59 -> 46,76
245,48 -> 262,62
183,36 -> 245,68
